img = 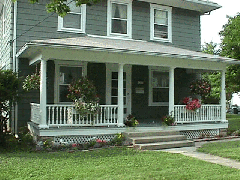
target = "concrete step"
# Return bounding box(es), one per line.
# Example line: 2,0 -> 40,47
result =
132,135 -> 187,144
122,130 -> 180,138
134,140 -> 194,150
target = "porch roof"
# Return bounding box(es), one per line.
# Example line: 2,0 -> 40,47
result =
17,36 -> 240,65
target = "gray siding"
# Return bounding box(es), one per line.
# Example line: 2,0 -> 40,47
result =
172,8 -> 201,51
18,58 -> 40,128
132,1 -> 150,41
86,1 -> 107,36
0,0 -> 13,69
16,0 -> 201,53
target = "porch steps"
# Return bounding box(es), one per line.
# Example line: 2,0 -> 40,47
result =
123,130 -> 194,150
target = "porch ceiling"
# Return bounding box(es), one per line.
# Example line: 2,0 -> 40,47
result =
17,36 -> 240,68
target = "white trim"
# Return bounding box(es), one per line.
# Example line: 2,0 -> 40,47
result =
58,4 -> 86,33
148,66 -> 170,106
54,61 -> 87,103
150,4 -> 172,43
106,63 -> 132,118
107,0 -> 132,39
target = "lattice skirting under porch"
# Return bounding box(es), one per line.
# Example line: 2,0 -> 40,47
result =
54,134 -> 116,144
180,129 -> 220,139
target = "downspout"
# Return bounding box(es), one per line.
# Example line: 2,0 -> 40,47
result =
12,1 -> 18,134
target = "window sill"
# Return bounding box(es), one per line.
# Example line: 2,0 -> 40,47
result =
149,102 -> 169,107
57,29 -> 85,34
150,38 -> 172,43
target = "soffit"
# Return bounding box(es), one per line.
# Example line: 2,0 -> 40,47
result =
140,0 -> 221,14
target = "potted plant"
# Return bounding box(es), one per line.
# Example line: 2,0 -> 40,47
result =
124,114 -> 139,127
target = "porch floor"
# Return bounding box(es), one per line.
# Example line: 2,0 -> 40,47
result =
28,121 -> 228,137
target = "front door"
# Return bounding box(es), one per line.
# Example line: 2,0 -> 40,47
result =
106,64 -> 131,119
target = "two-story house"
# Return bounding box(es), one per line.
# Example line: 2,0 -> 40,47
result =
1,0 -> 239,141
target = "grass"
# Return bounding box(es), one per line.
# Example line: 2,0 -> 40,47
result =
1,147 -> 240,180
226,113 -> 240,135
197,140 -> 240,161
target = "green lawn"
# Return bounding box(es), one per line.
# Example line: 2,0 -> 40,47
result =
197,140 -> 240,161
1,147 -> 240,180
227,113 -> 240,135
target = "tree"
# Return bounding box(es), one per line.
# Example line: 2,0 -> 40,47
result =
13,0 -> 101,17
220,13 -> 240,95
0,70 -> 20,147
202,41 -> 221,55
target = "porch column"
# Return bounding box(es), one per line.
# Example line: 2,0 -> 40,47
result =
117,63 -> 125,127
39,59 -> 49,128
169,67 -> 175,115
221,70 -> 227,122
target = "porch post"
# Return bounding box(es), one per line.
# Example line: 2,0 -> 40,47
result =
221,69 -> 227,122
39,59 -> 49,128
169,67 -> 175,115
118,63 -> 125,127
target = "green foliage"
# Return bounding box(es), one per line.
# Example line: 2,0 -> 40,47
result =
22,73 -> 40,91
161,112 -> 175,126
14,0 -> 102,17
0,70 -> 20,147
67,77 -> 100,116
197,141 -> 240,161
202,41 -> 221,55
1,148 -> 240,179
220,13 -> 240,60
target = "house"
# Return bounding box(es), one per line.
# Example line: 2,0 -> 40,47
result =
1,0 -> 239,142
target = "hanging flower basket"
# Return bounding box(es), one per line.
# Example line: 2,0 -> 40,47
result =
22,73 -> 40,91
67,77 -> 100,116
182,97 -> 201,111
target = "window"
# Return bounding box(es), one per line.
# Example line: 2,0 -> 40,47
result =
149,67 -> 169,106
55,61 -> 87,103
58,1 -> 86,33
107,0 -> 132,38
150,4 -> 172,42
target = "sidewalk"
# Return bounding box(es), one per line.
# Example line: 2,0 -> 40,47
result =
160,138 -> 240,170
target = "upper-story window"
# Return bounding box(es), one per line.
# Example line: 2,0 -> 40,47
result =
150,4 -> 172,43
107,0 -> 132,38
58,1 -> 86,33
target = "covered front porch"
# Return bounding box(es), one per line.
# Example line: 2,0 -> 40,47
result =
16,36 -> 238,137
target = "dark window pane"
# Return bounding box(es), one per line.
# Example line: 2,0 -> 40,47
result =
63,14 -> 81,29
112,72 -> 118,79
124,97 -> 126,105
111,97 -> 118,105
124,89 -> 126,96
112,80 -> 118,88
124,108 -> 127,114
154,24 -> 168,39
60,85 -> 72,102
112,19 -> 127,34
111,88 -> 118,96
152,71 -> 169,87
60,66 -> 82,84
153,88 -> 169,102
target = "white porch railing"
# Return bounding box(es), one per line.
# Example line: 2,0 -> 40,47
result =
30,103 -> 41,125
174,105 -> 222,123
30,103 -> 118,127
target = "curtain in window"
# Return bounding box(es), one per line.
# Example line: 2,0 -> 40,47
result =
112,3 -> 127,34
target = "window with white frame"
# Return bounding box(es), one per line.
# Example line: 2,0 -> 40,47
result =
55,62 -> 87,103
107,0 -> 132,38
150,4 -> 172,42
58,0 -> 86,33
149,67 -> 169,106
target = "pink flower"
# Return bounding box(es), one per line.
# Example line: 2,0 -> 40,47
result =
72,143 -> 77,147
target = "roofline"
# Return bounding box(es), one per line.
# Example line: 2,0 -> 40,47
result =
17,41 -> 240,65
